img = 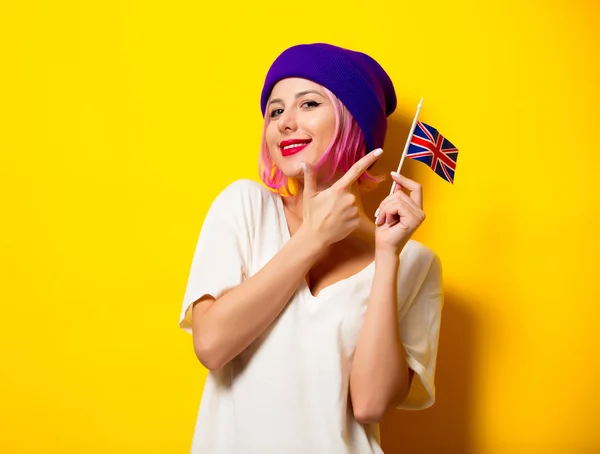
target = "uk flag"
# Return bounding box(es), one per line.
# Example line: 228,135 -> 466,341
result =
406,122 -> 459,184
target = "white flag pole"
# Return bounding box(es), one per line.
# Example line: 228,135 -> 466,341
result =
375,97 -> 424,223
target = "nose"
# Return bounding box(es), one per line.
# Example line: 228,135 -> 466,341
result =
277,108 -> 298,134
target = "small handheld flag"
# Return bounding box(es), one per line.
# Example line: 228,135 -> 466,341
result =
406,121 -> 458,184
374,98 -> 459,222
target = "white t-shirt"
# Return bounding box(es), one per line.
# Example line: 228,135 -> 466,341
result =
179,179 -> 443,454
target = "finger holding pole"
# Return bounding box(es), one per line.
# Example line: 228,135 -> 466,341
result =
375,97 -> 424,224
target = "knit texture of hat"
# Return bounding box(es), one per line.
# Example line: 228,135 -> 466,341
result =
260,43 -> 397,153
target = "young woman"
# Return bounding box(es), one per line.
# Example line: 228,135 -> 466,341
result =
179,43 -> 443,454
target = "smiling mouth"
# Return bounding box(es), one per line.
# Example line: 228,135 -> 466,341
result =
280,140 -> 312,157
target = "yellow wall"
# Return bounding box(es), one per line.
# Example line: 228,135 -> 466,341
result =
1,1 -> 598,453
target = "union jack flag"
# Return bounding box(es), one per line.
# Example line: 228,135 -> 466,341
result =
406,122 -> 459,184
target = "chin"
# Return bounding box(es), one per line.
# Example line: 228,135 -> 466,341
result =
272,154 -> 302,176
272,149 -> 323,179
279,163 -> 303,179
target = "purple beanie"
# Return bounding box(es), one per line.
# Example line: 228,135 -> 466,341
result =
260,43 -> 397,153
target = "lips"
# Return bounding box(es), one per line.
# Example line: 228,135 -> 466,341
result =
280,139 -> 312,157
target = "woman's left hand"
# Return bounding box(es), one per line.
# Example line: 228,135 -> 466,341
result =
374,172 -> 426,256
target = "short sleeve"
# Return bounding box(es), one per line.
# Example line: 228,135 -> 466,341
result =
397,253 -> 444,410
178,181 -> 254,335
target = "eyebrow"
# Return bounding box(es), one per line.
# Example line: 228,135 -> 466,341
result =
267,90 -> 324,107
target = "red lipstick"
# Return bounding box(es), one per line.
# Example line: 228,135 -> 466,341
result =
280,139 -> 312,157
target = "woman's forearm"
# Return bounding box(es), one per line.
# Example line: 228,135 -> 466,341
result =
192,226 -> 323,370
349,250 -> 410,424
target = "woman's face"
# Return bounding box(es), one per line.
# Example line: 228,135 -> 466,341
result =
265,78 -> 336,179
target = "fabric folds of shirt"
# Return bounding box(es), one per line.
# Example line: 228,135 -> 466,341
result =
178,179 -> 444,454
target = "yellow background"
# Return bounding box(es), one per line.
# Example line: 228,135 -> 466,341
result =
1,1 -> 599,453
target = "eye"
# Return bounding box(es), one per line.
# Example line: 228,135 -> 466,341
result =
301,100 -> 321,108
270,108 -> 284,119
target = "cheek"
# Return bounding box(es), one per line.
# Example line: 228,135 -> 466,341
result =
265,124 -> 278,150
265,123 -> 274,140
310,112 -> 336,143
324,117 -> 337,142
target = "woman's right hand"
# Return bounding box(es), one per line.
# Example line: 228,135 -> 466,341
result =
300,148 -> 384,247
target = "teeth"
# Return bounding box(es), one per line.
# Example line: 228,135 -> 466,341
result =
282,142 -> 309,150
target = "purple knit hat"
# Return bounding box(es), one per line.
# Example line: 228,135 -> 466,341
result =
260,43 -> 397,153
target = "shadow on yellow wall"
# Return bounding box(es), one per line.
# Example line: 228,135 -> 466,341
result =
382,291 -> 475,454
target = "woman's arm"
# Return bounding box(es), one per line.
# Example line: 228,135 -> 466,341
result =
191,226 -> 322,371
191,153 -> 383,371
349,250 -> 413,424
349,171 -> 426,423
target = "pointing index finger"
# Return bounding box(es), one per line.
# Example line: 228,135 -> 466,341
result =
332,148 -> 383,190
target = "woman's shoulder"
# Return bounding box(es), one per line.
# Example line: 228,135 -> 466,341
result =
222,178 -> 267,191
401,239 -> 440,269
397,240 -> 443,314
206,179 -> 280,234
398,240 -> 442,291
212,179 -> 277,207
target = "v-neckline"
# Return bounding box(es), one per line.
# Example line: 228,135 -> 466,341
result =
274,193 -> 375,300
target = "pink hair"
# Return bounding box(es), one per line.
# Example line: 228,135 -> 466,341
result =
258,87 -> 384,196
